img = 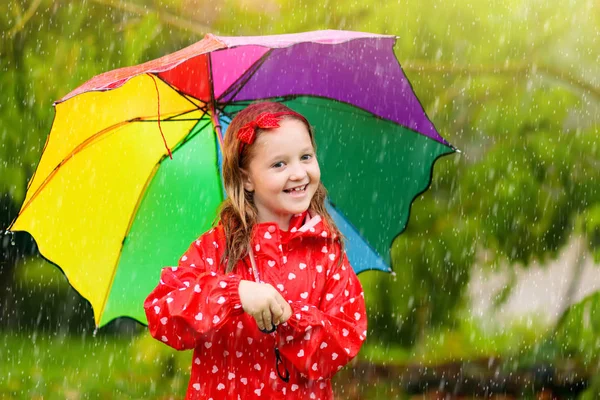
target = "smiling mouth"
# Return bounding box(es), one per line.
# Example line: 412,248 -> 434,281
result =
283,184 -> 308,193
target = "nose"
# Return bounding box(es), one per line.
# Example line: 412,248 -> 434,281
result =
288,162 -> 308,181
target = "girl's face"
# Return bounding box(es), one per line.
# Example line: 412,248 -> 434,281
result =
242,118 -> 321,231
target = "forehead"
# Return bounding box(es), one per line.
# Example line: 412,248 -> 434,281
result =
251,118 -> 313,153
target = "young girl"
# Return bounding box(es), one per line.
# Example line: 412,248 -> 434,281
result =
144,102 -> 367,399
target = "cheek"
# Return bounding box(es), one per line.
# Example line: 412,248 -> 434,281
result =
261,174 -> 284,193
310,162 -> 321,182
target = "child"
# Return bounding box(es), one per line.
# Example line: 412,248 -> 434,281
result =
144,101 -> 367,399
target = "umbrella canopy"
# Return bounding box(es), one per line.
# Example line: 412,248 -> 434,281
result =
9,30 -> 455,327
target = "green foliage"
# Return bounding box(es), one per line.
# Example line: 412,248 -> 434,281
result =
459,125 -> 599,266
579,205 -> 600,263
519,292 -> 600,398
12,256 -> 95,332
1,1 -> 600,391
554,292 -> 600,366
0,333 -> 190,399
362,315 -> 545,366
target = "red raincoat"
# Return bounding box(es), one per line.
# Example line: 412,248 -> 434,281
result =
144,212 -> 367,399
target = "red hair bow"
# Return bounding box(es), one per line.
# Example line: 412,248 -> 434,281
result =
236,112 -> 282,145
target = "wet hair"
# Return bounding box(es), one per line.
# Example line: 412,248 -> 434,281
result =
218,101 -> 343,273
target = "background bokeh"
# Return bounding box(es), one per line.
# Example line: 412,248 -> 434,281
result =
1,0 -> 599,398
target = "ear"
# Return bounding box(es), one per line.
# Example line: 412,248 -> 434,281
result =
241,168 -> 254,192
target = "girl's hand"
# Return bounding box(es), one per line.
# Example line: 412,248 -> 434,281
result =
238,280 -> 292,331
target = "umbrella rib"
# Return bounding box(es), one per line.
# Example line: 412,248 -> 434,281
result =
158,117 -> 212,159
141,107 -> 205,122
150,73 -> 207,110
207,53 -> 224,150
16,109 -> 199,217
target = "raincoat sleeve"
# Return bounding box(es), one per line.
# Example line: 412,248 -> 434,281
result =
276,242 -> 367,380
144,234 -> 244,351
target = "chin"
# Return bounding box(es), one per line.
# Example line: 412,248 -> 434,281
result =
283,201 -> 311,216
284,206 -> 309,215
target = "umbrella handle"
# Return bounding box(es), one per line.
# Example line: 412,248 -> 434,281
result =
259,325 -> 277,334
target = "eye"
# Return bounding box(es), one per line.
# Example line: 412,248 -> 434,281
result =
301,153 -> 313,161
271,161 -> 285,168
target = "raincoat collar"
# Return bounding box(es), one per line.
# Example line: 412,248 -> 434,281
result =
251,210 -> 334,245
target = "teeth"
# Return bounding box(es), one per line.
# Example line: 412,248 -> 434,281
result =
287,185 -> 306,192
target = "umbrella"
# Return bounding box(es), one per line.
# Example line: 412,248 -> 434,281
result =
8,30 -> 456,328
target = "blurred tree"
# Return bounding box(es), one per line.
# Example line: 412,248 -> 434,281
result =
0,0 -> 598,364
354,0 -> 599,347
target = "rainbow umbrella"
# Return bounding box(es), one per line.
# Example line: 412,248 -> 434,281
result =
9,30 -> 455,327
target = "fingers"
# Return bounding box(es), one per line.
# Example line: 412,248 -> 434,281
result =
252,311 -> 266,331
269,299 -> 285,325
281,301 -> 293,323
273,291 -> 292,323
261,308 -> 273,331
240,282 -> 291,330
274,295 -> 291,324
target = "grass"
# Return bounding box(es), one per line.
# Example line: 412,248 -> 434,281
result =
1,315 -> 596,399
0,332 -> 190,400
359,316 -> 546,367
